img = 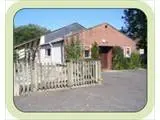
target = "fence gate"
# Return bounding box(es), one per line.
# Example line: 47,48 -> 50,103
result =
14,60 -> 102,96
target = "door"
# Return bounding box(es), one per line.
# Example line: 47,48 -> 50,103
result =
99,46 -> 112,69
52,42 -> 63,64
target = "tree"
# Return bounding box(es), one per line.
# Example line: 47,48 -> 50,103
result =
121,9 -> 147,49
65,36 -> 83,61
91,42 -> 99,59
14,24 -> 50,45
121,9 -> 147,65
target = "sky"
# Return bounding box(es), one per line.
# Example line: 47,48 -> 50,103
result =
14,9 -> 126,31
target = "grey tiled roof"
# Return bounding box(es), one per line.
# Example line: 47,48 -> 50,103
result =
44,23 -> 86,44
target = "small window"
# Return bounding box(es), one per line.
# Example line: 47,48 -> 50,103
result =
84,50 -> 90,58
46,48 -> 51,56
124,47 -> 131,58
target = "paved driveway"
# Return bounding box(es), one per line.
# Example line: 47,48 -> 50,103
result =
14,70 -> 147,112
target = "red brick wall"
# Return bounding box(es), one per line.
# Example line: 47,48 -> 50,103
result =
78,23 -> 136,52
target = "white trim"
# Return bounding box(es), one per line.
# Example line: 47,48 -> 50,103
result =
84,50 -> 91,58
123,46 -> 131,58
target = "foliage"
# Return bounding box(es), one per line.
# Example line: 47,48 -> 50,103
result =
14,24 -> 50,45
91,42 -> 99,59
112,47 -> 126,70
121,9 -> 147,66
121,9 -> 147,49
65,36 -> 83,61
128,52 -> 141,69
112,47 -> 141,70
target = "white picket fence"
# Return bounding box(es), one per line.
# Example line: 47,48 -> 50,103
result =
14,60 -> 102,96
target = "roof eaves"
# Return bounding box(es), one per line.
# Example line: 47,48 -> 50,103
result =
41,37 -> 64,45
14,37 -> 40,49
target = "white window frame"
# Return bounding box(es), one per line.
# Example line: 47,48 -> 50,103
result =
84,50 -> 91,58
124,47 -> 131,58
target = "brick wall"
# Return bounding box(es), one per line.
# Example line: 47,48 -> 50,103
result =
77,23 -> 136,52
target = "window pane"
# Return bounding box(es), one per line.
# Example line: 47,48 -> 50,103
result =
48,49 -> 51,56
85,50 -> 89,57
45,48 -> 51,56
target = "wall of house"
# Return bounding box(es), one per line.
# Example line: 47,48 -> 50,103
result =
39,45 -> 52,63
39,36 -> 51,62
78,23 -> 136,52
39,35 -> 64,64
39,42 -> 63,64
51,42 -> 63,64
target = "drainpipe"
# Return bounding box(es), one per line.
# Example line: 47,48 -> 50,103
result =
49,42 -> 53,47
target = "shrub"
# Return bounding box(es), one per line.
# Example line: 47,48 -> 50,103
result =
91,42 -> 99,59
129,52 -> 141,69
65,36 -> 83,61
112,47 -> 126,70
112,47 -> 142,70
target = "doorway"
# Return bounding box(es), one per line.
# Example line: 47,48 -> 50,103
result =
99,46 -> 113,69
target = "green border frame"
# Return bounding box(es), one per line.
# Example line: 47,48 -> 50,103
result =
5,1 -> 154,119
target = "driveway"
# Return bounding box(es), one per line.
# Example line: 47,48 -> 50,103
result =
14,69 -> 147,112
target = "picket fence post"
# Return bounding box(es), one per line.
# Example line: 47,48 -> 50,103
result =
14,63 -> 20,96
98,61 -> 102,84
33,62 -> 38,91
95,61 -> 98,83
67,61 -> 73,87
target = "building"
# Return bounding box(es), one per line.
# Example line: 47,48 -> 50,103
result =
15,23 -> 136,69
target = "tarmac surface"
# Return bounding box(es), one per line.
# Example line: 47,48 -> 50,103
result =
14,69 -> 147,112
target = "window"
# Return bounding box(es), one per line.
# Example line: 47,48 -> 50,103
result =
124,47 -> 131,58
46,48 -> 51,56
84,50 -> 90,58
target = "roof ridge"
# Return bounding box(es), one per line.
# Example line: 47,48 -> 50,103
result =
87,22 -> 107,30
45,22 -> 85,36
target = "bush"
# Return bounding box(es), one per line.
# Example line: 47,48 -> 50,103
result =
112,47 -> 125,70
112,47 -> 142,70
65,36 -> 83,61
128,52 -> 141,69
91,42 -> 99,59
